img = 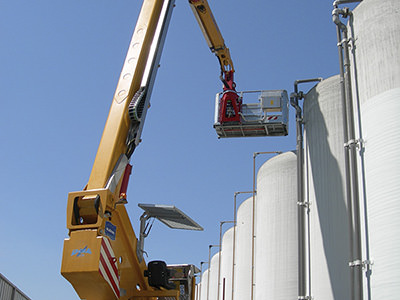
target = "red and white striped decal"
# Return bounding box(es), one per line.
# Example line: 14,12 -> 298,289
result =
267,116 -> 278,120
99,237 -> 120,299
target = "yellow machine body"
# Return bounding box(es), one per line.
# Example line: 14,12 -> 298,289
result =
61,189 -> 151,299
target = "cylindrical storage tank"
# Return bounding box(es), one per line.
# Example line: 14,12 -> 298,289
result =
254,151 -> 297,299
350,0 -> 400,298
303,75 -> 350,299
349,0 -> 400,104
233,197 -> 253,300
208,252 -> 220,300
219,227 -> 234,300
199,269 -> 209,300
195,281 -> 199,300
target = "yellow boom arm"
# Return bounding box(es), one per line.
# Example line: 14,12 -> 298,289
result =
189,0 -> 235,75
61,1 -> 177,299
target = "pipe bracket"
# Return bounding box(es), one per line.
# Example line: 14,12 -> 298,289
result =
298,296 -> 313,300
348,37 -> 356,48
337,37 -> 349,47
297,201 -> 311,208
349,259 -> 374,269
344,138 -> 364,149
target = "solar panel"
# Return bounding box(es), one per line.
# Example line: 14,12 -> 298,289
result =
138,204 -> 203,231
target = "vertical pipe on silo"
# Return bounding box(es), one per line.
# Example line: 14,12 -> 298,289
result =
333,4 -> 363,300
291,78 -> 322,300
251,155 -> 256,300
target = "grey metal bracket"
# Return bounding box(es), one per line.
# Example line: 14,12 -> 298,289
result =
137,213 -> 153,262
349,259 -> 374,269
344,138 -> 364,149
337,35 -> 355,46
297,201 -> 312,208
337,37 -> 348,47
298,296 -> 314,300
348,37 -> 356,48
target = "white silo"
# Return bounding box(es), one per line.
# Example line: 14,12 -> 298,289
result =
303,75 -> 350,299
219,227 -> 234,300
199,269 -> 209,300
208,252 -> 220,300
254,151 -> 297,299
349,0 -> 400,297
233,197 -> 253,300
195,281 -> 199,300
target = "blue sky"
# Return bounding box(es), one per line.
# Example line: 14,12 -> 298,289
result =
0,0 -> 348,299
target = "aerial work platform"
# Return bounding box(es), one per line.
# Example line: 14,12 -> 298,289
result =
214,89 -> 289,138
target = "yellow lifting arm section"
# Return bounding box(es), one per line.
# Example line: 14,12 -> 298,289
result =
86,0 -> 162,191
189,0 -> 240,126
189,0 -> 234,75
61,1 -> 179,299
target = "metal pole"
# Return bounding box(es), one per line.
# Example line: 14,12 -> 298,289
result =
333,0 -> 363,6
333,4 -> 363,300
334,9 -> 356,298
348,12 -> 372,299
291,78 -> 322,300
138,212 -> 151,262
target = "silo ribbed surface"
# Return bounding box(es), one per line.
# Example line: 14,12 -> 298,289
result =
220,227 -> 234,300
303,75 -> 350,299
208,252 -> 220,300
233,197 -> 253,300
254,151 -> 297,299
349,0 -> 400,103
350,0 -> 400,297
199,269 -> 209,300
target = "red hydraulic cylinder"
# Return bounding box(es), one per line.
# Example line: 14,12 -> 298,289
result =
119,164 -> 132,199
218,70 -> 241,123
